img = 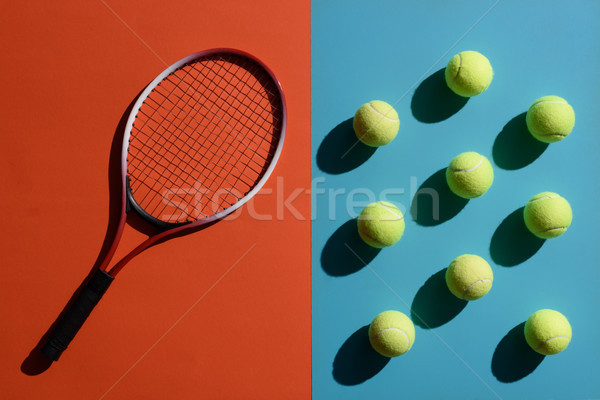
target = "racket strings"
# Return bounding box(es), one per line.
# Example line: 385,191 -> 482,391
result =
180,61 -> 275,196
154,66 -> 274,178
127,52 -> 282,224
132,62 -> 260,212
129,111 -> 256,218
132,106 -> 250,217
134,61 -> 272,214
138,58 -> 273,186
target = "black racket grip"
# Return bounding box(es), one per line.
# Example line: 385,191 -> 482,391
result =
42,269 -> 114,361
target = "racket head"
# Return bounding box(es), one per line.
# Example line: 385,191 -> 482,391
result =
122,49 -> 286,230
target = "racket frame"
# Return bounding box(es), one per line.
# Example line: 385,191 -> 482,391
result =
102,48 -> 286,276
42,48 -> 286,360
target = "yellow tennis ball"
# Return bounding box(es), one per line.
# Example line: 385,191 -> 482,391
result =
353,100 -> 400,147
524,309 -> 572,355
445,254 -> 493,301
523,192 -> 572,239
445,151 -> 494,199
526,96 -> 575,143
369,310 -> 415,357
445,51 -> 493,97
357,201 -> 405,248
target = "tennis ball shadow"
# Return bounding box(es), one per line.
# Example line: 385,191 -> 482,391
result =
333,325 -> 390,385
491,322 -> 545,383
490,207 -> 545,267
411,269 -> 467,329
316,118 -> 376,174
411,168 -> 469,226
321,219 -> 381,276
493,113 -> 549,170
411,68 -> 469,123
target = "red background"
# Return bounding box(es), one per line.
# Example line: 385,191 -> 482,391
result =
0,1 -> 310,398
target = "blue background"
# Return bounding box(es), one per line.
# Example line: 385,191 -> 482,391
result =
311,1 -> 600,399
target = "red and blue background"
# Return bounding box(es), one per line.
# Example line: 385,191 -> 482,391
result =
1,0 -> 599,398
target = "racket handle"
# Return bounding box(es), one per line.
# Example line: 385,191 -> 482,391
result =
42,269 -> 114,361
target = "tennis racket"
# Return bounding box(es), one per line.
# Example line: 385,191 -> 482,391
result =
41,49 -> 286,361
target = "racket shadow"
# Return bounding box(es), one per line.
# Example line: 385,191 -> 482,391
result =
21,88 -> 177,374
